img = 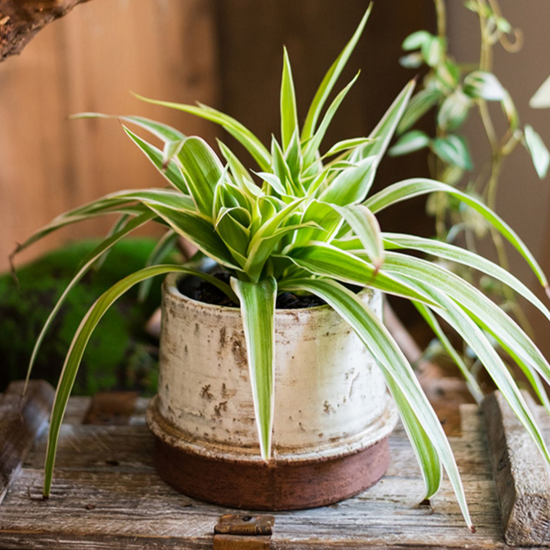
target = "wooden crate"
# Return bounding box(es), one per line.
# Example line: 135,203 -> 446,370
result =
0,380 -> 549,549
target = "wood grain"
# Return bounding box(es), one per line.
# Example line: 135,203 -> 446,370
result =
0,0 -> 219,272
0,380 -> 54,504
483,390 -> 550,546
83,392 -> 138,426
0,397 -> 513,549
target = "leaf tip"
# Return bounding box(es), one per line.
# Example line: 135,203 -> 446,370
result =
364,2 -> 374,20
9,245 -> 20,287
545,285 -> 550,300
469,525 -> 477,534
130,90 -> 144,100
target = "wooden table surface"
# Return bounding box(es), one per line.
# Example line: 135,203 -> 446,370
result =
0,380 -> 548,549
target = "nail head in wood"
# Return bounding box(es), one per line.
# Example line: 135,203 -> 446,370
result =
482,390 -> 550,546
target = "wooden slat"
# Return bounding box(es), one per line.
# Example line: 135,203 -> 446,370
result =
83,392 -> 138,426
0,402 -> 510,549
483,390 -> 550,546
0,380 -> 54,504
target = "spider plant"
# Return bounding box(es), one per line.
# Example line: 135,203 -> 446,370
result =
16,6 -> 550,530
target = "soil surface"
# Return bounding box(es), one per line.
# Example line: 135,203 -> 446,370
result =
178,272 -> 328,310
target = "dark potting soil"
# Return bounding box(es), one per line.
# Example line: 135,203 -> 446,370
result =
177,272 -> 328,310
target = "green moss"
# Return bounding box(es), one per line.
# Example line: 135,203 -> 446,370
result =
0,238 -> 179,395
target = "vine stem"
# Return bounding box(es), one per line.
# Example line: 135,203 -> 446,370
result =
434,0 -> 447,39
475,0 -> 534,337
433,0 -> 448,235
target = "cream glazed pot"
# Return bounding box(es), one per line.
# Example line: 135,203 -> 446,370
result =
147,273 -> 398,510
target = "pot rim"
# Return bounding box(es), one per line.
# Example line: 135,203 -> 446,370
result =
147,393 -> 398,465
164,272 -> 375,317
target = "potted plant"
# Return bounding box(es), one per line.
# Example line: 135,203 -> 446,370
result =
16,6 -> 550,530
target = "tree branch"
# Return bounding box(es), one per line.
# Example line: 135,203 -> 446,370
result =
0,0 -> 90,62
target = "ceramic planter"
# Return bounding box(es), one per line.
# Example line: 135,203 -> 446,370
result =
147,273 -> 398,510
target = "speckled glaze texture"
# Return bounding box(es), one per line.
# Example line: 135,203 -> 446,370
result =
150,274 -> 397,463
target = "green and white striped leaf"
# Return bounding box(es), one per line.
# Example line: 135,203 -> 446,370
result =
245,198 -> 308,281
319,156 -> 377,206
217,140 -> 263,198
395,276 -> 550,466
381,233 -> 550,322
323,137 -> 373,159
123,127 -> 188,193
23,212 -> 156,395
177,137 -> 223,216
356,80 -> 416,163
92,214 -> 131,272
145,203 -> 241,271
271,137 -> 303,197
437,90 -> 472,132
231,277 -> 277,460
73,113 -> 185,142
396,88 -> 441,135
414,302 -> 484,403
303,72 -> 360,165
280,48 -> 299,151
254,171 -> 286,196
399,52 -> 424,69
385,374 -> 442,500
42,264 -> 238,497
133,93 -> 271,171
137,230 -> 179,302
329,203 -> 384,268
382,253 -> 550,392
365,178 -> 549,290
89,188 -> 196,212
301,4 -> 372,140
421,36 -> 446,68
284,242 -> 436,306
278,278 -> 472,529
402,30 -> 432,51
14,201 -> 154,257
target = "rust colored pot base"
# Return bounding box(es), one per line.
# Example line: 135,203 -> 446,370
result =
153,435 -> 390,511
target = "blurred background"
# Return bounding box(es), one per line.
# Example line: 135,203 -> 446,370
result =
1,0 -> 549,382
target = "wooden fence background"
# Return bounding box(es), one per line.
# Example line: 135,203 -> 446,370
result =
0,0 -> 433,270
1,0 -> 548,355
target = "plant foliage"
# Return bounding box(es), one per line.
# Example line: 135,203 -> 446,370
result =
393,0 -> 549,341
16,5 -> 550,531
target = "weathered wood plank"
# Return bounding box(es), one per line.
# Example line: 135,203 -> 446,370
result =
483,390 -> 550,546
0,403 -> 509,549
83,392 -> 138,426
0,468 -> 504,549
0,380 -> 54,504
